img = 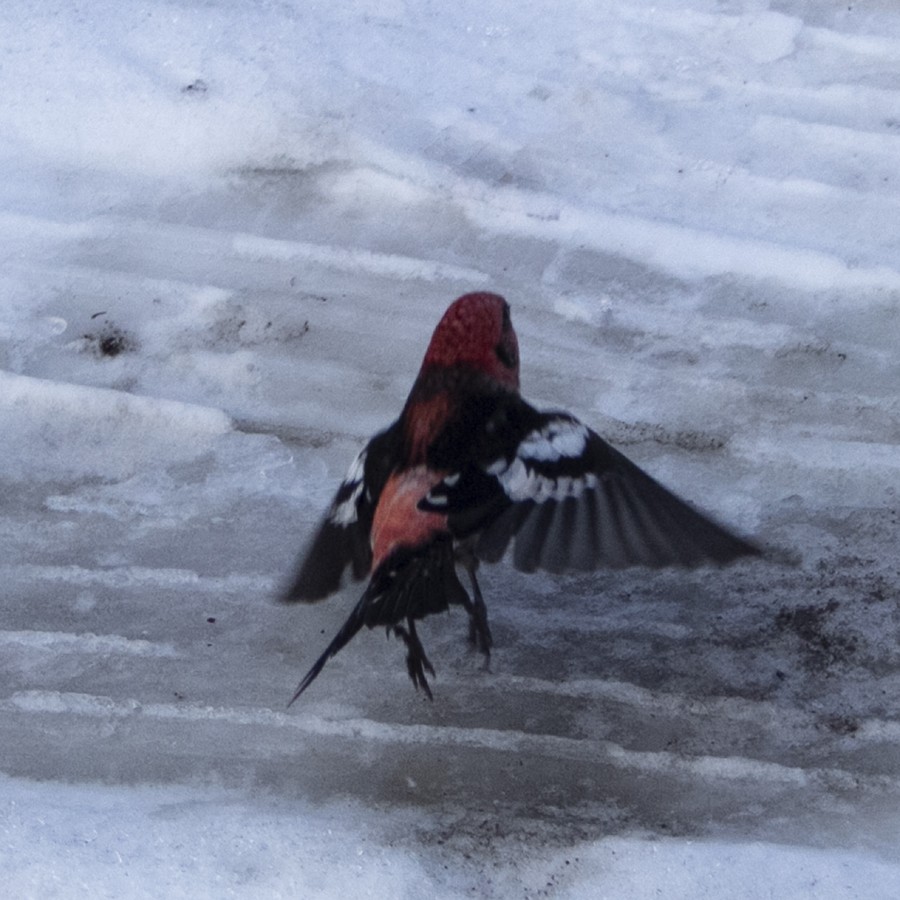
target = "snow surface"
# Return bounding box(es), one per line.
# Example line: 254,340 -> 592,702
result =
2,0 -> 900,896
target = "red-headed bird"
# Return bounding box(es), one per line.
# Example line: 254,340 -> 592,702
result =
281,292 -> 757,702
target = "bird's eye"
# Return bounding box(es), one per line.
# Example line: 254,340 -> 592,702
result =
495,340 -> 517,369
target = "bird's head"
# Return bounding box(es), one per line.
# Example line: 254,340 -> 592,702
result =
420,292 -> 520,391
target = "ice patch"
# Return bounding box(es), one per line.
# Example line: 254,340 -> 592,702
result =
233,233 -> 489,283
0,564 -> 273,594
0,630 -> 177,658
526,837 -> 900,900
2,770 -> 896,899
552,294 -> 612,325
460,190 -> 900,292
0,371 -> 232,482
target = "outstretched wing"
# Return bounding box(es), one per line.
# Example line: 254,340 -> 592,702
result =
288,536 -> 470,702
280,420 -> 403,602
421,408 -> 758,573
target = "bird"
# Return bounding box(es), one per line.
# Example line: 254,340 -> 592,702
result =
280,291 -> 758,703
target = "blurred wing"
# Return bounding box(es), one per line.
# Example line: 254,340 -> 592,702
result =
280,421 -> 403,602
422,411 -> 758,573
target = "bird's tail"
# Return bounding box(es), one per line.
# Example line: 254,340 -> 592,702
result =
288,536 -> 471,704
287,603 -> 366,705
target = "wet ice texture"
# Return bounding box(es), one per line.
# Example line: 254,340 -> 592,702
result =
1,1 -> 900,897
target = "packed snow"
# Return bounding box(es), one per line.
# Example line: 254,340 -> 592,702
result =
2,1 -> 900,896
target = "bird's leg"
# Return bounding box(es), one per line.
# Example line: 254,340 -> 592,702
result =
462,557 -> 493,662
394,619 -> 435,700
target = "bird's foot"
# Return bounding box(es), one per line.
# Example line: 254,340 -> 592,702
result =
394,620 -> 436,700
462,564 -> 493,660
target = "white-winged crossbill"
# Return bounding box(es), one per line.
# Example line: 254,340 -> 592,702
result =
281,292 -> 757,701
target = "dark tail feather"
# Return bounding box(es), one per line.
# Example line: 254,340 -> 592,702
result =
287,594 -> 370,706
288,536 -> 474,704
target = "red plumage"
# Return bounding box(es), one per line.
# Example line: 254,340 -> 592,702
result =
280,292 -> 757,702
419,291 -> 520,392
370,468 -> 447,569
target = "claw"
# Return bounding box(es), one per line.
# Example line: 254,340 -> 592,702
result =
394,619 -> 436,700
